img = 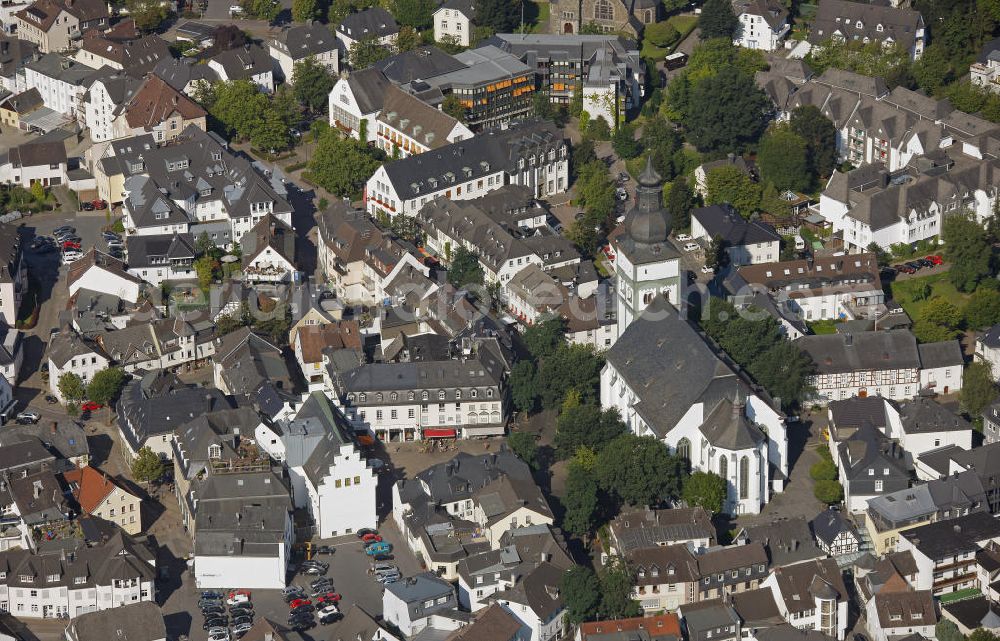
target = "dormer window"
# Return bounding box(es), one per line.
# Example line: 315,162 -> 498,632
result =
376,393 -> 383,402
359,393 -> 367,403
438,390 -> 446,400
456,390 -> 462,400
408,392 -> 415,401
876,23 -> 883,32
855,20 -> 863,28
208,444 -> 222,460
391,392 -> 398,401
422,391 -> 429,400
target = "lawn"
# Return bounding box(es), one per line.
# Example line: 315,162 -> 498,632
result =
889,272 -> 970,320
807,319 -> 842,335
640,14 -> 699,60
529,1 -> 549,33
938,588 -> 981,604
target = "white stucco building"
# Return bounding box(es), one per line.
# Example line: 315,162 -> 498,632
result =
732,0 -> 790,51
433,0 -> 475,47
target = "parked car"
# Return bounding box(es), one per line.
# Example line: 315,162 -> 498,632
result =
229,604 -> 253,615
315,545 -> 334,555
232,615 -> 253,627
302,559 -> 328,568
302,565 -> 326,576
203,618 -> 228,630
44,395 -> 58,404
926,254 -> 943,265
615,187 -> 628,201
365,541 -> 392,555
318,604 -> 339,617
356,528 -> 377,538
16,410 -> 40,424
289,599 -> 311,610
91,199 -> 107,210
371,553 -> 394,562
232,622 -> 253,638
201,605 -> 225,616
310,578 -> 333,590
201,591 -> 224,600
226,591 -> 251,605
372,563 -> 397,573
361,533 -> 382,544
208,633 -> 230,641
675,233 -> 692,242
80,201 -> 94,211
377,573 -> 400,585
288,616 -> 315,631
281,586 -> 304,597
905,261 -> 923,271
198,598 -> 223,609
102,232 -> 121,241
62,240 -> 81,250
319,611 -> 342,625
683,242 -> 700,252
61,251 -> 84,265
317,593 -> 341,603
80,401 -> 103,412
53,225 -> 75,235
618,171 -> 629,183
892,263 -> 915,274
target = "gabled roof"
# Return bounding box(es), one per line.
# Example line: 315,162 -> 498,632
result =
446,604 -> 522,641
78,33 -> 170,77
65,600 -> 164,641
341,67 -> 392,115
62,465 -> 135,513
797,329 -> 919,375
67,248 -> 142,289
123,74 -> 206,130
209,44 -> 272,81
377,84 -> 465,150
7,140 -> 65,168
0,88 -> 42,115
338,6 -> 399,40
871,590 -> 936,629
273,22 -> 337,60
810,509 -> 856,547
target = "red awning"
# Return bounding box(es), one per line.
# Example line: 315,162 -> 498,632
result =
424,428 -> 457,438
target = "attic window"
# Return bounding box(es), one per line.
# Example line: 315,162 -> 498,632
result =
876,23 -> 884,32
209,444 -> 222,460
359,394 -> 367,403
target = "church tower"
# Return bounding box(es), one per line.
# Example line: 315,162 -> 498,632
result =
615,155 -> 682,339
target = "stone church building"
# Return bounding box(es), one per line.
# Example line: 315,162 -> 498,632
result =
548,0 -> 660,36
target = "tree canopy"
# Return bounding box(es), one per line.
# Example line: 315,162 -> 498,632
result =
962,361 -> 997,416
350,37 -> 392,69
698,0 -> 739,39
682,471 -> 727,513
58,372 -> 86,403
789,105 -> 838,181
555,404 -> 628,459
595,434 -> 685,507
757,125 -> 811,192
86,368 -> 126,407
685,66 -> 770,152
561,566 -> 601,624
705,165 -> 761,217
126,0 -> 168,30
965,288 -> 1000,329
293,57 -> 335,113
393,0 -> 436,28
943,211 -> 993,292
562,462 -> 600,537
131,447 -> 166,484
291,0 -> 318,21
913,299 -> 962,343
306,127 -> 384,197
447,246 -> 485,288
474,0 -> 520,32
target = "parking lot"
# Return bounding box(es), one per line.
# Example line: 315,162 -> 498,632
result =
157,514 -> 423,640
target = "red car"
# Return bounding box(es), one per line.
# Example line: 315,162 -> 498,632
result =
317,593 -> 341,604
80,401 -> 103,412
925,255 -> 943,265
62,240 -> 81,250
91,199 -> 108,210
361,533 -> 382,544
289,599 -> 312,609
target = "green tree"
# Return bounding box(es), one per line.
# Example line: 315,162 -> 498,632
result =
599,556 -> 643,619
757,125 -> 811,192
866,242 -> 891,268
510,360 -> 539,413
58,372 -> 86,402
969,630 -> 999,641
611,123 -> 642,160
293,57 -> 335,113
393,0 -> 436,28
523,317 -> 566,358
571,139 -> 597,179
447,246 -> 484,288
196,232 -> 215,254
912,44 -> 954,94
506,431 -> 538,469
936,621 -> 966,641
705,165 -> 761,217
705,235 -> 729,271
86,368 -> 125,407
667,178 -> 694,231
561,566 -> 600,624
29,182 -> 45,202
913,298 -> 962,343
555,404 -> 627,458
595,433 -> 684,506
640,116 -> 681,179
194,255 -> 219,290
814,480 -> 844,505
682,471 -> 727,513
291,0 -> 318,21
307,129 -> 383,197
126,0 -> 169,30
203,80 -> 272,141
349,37 -> 391,69
809,458 -> 838,481
789,105 -> 838,180
966,289 -> 1000,329
698,0 -> 739,39
131,446 -> 166,484
475,0 -> 519,32
241,0 -> 281,20
537,344 -> 605,408
562,462 -> 600,537
944,211 -> 993,292
586,115 -> 611,141
250,108 -> 292,152
962,361 -> 997,416
686,66 -> 769,152
395,26 -> 422,52
442,94 -> 467,122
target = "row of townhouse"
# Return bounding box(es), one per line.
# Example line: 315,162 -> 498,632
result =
795,329 -> 964,404
0,531 -> 156,619
365,119 -> 569,218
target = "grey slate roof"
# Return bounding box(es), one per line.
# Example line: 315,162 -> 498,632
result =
274,22 -> 337,61
193,470 -> 292,557
916,340 -> 963,369
375,45 -> 463,84
609,506 -> 716,553
797,329 -> 920,375
338,7 -> 399,40
116,378 -> 232,453
209,44 -> 272,81
899,510 -> 1000,559
740,517 -> 824,566
898,397 -> 971,434
698,397 -> 767,451
836,422 -> 909,492
692,205 -> 780,246
341,67 -> 392,115
382,120 -> 564,202
125,233 -> 195,268
809,0 -> 924,51
385,571 -> 454,604
979,324 -> 1000,349
606,296 -> 770,439
212,327 -> 294,398
299,392 -> 357,486
810,509 -> 856,547
151,57 -> 218,91
0,419 -> 88,461
65,601 -> 164,641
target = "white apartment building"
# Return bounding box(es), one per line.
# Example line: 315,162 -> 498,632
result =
47,332 -> 108,403
268,22 -> 338,83
434,0 -> 475,47
375,85 -> 473,159
732,0 -> 790,51
365,120 -> 568,218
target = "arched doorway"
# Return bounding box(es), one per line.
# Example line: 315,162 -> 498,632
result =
563,22 -> 574,33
